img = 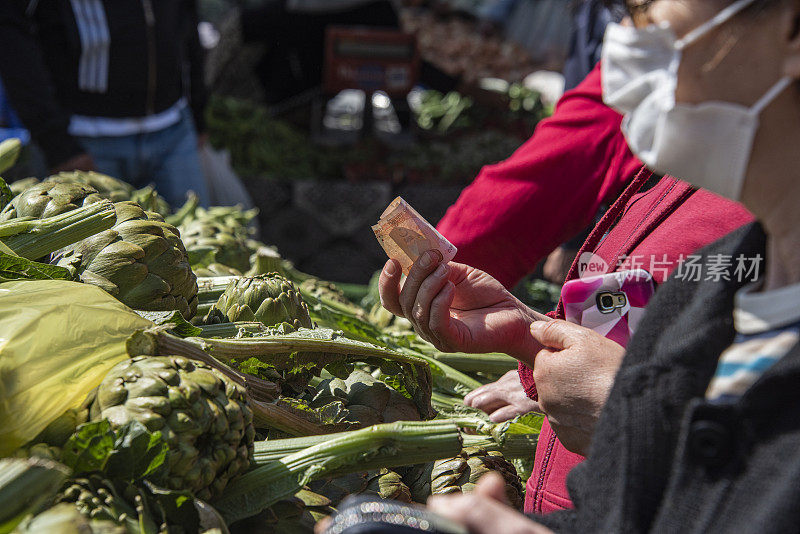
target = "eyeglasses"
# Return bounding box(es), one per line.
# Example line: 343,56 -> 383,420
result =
624,0 -> 657,25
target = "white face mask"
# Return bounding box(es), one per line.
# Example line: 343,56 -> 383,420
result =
601,0 -> 793,201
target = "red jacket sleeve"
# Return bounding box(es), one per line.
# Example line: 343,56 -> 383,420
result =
436,63 -> 643,289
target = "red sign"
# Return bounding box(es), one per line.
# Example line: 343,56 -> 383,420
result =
324,26 -> 420,96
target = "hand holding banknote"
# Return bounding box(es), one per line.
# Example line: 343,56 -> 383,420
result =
374,198 -> 549,364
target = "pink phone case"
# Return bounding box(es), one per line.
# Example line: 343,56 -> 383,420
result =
561,269 -> 655,347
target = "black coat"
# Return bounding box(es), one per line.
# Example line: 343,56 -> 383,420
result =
0,0 -> 206,167
539,223 -> 800,533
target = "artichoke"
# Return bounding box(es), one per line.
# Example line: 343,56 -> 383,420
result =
7,177 -> 40,197
89,355 -> 255,500
59,475 -> 145,531
46,171 -> 134,203
212,273 -> 313,329
298,278 -> 368,319
309,469 -> 411,507
55,201 -> 199,318
15,503 -> 126,534
2,181 -> 198,316
308,472 -> 372,506
247,246 -> 289,278
298,278 -> 349,306
180,217 -> 253,273
45,171 -> 170,215
305,370 -> 421,428
11,443 -> 62,462
230,488 -> 333,534
194,263 -> 243,278
0,181 -> 104,219
403,447 -> 524,509
364,469 -> 413,503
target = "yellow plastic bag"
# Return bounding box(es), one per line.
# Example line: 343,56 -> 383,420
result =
0,280 -> 152,455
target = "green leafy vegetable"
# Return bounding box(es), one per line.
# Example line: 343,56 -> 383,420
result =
135,310 -> 203,338
61,420 -> 169,485
0,252 -> 73,282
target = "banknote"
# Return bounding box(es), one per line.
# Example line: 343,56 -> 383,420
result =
372,197 -> 457,274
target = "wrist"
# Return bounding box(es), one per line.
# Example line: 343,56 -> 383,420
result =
504,301 -> 545,365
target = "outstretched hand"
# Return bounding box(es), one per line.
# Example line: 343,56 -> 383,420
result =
463,370 -> 541,422
378,251 -> 548,363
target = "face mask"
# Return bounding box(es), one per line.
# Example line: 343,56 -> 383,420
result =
601,0 -> 793,200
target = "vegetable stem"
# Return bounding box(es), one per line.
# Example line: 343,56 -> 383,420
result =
0,201 -> 116,260
216,421 -> 463,523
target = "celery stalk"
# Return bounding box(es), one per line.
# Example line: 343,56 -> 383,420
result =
0,201 -> 116,260
215,421 -> 463,523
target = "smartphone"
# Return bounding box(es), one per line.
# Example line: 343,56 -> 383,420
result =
561,269 -> 655,347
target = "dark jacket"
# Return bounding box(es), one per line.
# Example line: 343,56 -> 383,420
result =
0,0 -> 206,167
538,222 -> 800,532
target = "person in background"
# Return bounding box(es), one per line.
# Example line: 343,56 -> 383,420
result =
563,0 -> 624,91
381,0 -> 800,531
0,0 -> 210,207
434,35 -> 752,519
241,0 -> 401,105
544,0 -> 625,284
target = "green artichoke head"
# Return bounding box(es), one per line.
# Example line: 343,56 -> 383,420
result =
129,185 -> 171,217
428,447 -> 524,509
307,370 -> 421,428
11,443 -> 62,462
0,181 -> 104,220
45,172 -> 171,216
7,177 -> 41,198
15,502 -> 126,534
232,488 -> 333,534
213,273 -> 313,329
364,469 -> 413,503
58,475 -> 139,530
193,262 -> 243,278
179,218 -> 253,273
45,171 -> 134,203
90,355 -> 255,500
55,201 -> 199,318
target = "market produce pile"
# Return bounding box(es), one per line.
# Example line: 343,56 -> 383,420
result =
0,138 -> 543,533
207,93 -> 543,185
401,8 -> 538,84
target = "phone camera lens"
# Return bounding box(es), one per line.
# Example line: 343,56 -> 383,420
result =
601,295 -> 614,309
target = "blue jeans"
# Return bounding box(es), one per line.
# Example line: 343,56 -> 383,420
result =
76,108 -> 210,208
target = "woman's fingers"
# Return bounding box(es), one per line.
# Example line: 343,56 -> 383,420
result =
488,404 -> 529,422
464,389 -> 509,414
428,281 -> 459,349
399,249 -> 443,318
529,319 -> 581,351
378,259 -> 403,316
409,261 -> 451,341
463,383 -> 493,406
378,251 -> 458,349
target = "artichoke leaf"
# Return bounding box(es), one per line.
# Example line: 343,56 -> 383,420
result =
187,328 -> 435,420
0,177 -> 12,213
0,251 -> 72,282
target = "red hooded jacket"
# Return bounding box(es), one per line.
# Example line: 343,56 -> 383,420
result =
436,64 -> 754,514
436,64 -> 643,289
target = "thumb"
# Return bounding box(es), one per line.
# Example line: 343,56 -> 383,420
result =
530,319 -> 579,350
474,472 -> 509,504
